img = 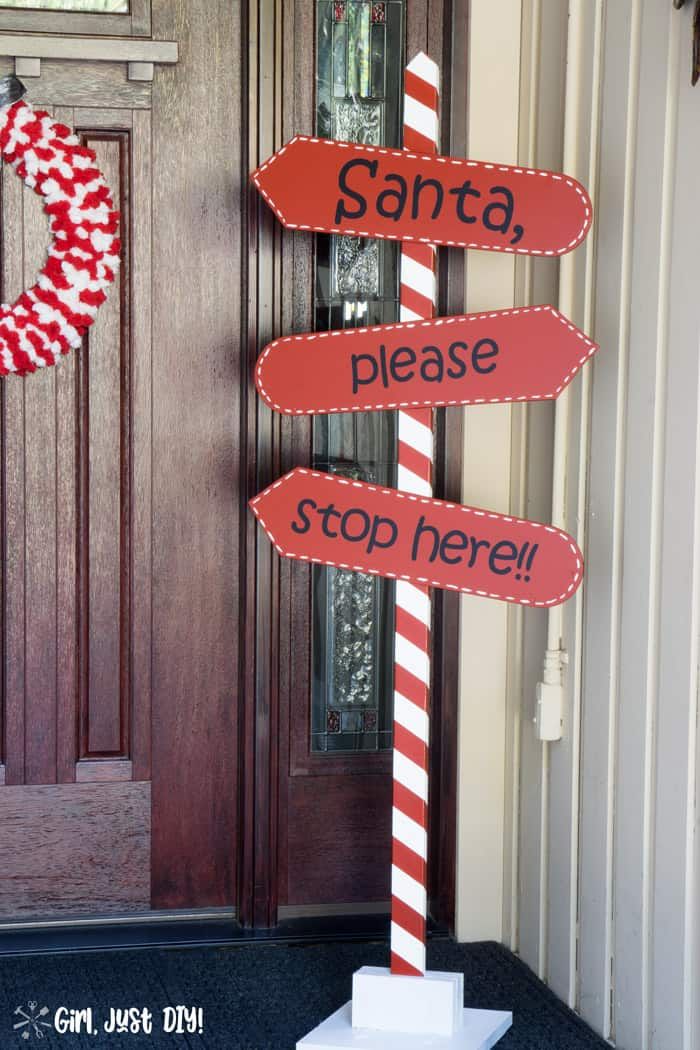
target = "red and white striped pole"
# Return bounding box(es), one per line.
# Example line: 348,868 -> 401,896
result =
390,51 -> 439,978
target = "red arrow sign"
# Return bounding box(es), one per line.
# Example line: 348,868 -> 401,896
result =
251,136 -> 592,257
250,468 -> 583,608
255,305 -> 598,415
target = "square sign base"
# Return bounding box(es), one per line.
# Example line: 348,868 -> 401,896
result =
352,966 -> 464,1036
296,1002 -> 512,1050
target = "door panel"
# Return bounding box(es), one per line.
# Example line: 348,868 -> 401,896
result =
77,131 -> 131,768
0,96 -> 149,914
0,106 -> 136,790
0,783 -> 149,917
286,776 -> 393,906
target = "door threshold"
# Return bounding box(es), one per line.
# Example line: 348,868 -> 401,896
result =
0,912 -> 450,957
0,907 -> 237,931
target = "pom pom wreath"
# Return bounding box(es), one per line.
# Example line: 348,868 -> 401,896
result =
0,99 -> 120,376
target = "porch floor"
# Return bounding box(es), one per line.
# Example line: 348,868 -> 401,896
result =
0,939 -> 609,1049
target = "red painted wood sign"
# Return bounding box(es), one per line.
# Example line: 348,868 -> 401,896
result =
255,305 -> 598,415
251,136 -> 592,257
250,468 -> 583,609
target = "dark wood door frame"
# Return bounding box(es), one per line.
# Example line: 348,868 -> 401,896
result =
239,0 -> 469,931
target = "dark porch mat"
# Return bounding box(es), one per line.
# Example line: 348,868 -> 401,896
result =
0,939 -> 609,1049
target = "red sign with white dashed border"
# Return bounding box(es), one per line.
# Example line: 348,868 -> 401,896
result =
255,305 -> 598,416
250,468 -> 583,609
251,136 -> 592,256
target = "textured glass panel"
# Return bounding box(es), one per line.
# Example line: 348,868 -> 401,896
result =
342,710 -> 364,732
0,0 -> 128,9
335,99 -> 381,144
347,1 -> 371,98
312,0 -> 404,756
333,570 -> 376,702
371,23 -> 386,98
334,237 -> 379,298
332,99 -> 382,299
333,21 -> 347,98
317,0 -> 334,138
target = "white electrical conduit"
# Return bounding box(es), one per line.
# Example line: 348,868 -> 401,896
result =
544,0 -> 586,702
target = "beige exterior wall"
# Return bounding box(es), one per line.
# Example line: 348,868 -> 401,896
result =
457,3 -> 700,1049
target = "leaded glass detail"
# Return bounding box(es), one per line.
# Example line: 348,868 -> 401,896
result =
312,1 -> 403,755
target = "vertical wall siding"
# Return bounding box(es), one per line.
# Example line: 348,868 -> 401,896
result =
513,3 -> 700,1048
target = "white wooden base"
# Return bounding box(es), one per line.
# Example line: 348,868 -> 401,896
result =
296,1002 -> 513,1050
352,966 -> 464,1036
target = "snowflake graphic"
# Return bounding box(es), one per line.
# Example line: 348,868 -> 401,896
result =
13,1002 -> 52,1041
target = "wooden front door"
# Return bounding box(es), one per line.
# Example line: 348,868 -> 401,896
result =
0,0 -> 241,920
0,0 -> 461,931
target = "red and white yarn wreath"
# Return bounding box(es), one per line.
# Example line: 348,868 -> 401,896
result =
0,98 -> 120,376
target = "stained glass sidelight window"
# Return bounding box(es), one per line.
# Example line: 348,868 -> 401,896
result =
312,0 -> 404,753
0,0 -> 128,11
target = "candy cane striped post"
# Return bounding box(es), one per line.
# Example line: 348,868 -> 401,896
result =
390,51 -> 439,979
